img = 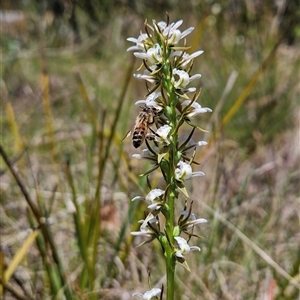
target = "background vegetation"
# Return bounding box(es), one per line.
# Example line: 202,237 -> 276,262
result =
1,0 -> 299,299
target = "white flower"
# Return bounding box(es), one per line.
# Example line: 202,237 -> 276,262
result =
133,287 -> 161,299
182,100 -> 212,117
174,236 -> 200,259
145,189 -> 165,203
178,210 -> 208,229
132,189 -> 164,211
179,139 -> 208,154
178,50 -> 204,67
171,69 -> 202,91
131,213 -> 158,238
175,161 -> 205,182
132,148 -> 158,163
172,69 -> 190,89
157,20 -> 194,45
134,72 -> 157,84
134,43 -> 163,65
135,91 -> 163,111
175,161 -> 192,181
146,190 -> 164,211
155,125 -> 172,145
127,34 -> 149,52
147,43 -> 163,64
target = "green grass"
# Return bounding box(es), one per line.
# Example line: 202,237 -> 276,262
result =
1,1 -> 299,299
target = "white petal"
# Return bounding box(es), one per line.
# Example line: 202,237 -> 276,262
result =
134,52 -> 148,59
135,100 -> 146,106
143,288 -> 161,299
189,74 -> 202,82
193,218 -> 207,224
189,50 -> 204,58
171,20 -> 183,31
191,171 -> 205,177
132,292 -> 144,298
197,141 -> 208,146
132,196 -> 144,201
146,91 -> 161,101
184,87 -> 197,93
180,27 -> 194,39
127,45 -> 141,52
190,246 -> 201,252
130,231 -> 153,237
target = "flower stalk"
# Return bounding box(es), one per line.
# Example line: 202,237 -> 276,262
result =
128,17 -> 211,300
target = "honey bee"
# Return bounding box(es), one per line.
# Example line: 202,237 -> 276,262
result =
123,106 -> 159,148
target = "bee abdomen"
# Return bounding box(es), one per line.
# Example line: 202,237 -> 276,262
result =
132,130 -> 145,148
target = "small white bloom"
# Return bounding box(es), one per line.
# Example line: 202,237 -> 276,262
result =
175,161 -> 205,182
132,148 -> 159,164
182,100 -> 212,117
175,161 -> 192,181
179,210 -> 208,228
147,43 -> 163,64
145,189 -> 165,203
132,149 -> 161,173
167,28 -> 181,45
175,236 -> 190,254
157,20 -> 194,45
134,72 -> 157,84
127,33 -> 149,52
132,189 -> 164,211
134,43 -> 163,65
172,69 -> 190,89
135,91 -> 163,111
133,287 -> 161,299
179,210 -> 197,219
179,138 -> 208,153
174,236 -> 200,258
133,44 -> 162,65
179,50 -> 204,67
131,214 -> 158,237
155,125 -> 172,145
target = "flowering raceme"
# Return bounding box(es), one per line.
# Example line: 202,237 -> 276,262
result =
126,17 -> 211,300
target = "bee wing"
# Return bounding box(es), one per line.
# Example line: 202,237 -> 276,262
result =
122,127 -> 133,142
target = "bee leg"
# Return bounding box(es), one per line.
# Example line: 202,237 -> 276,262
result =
148,127 -> 162,139
145,133 -> 155,141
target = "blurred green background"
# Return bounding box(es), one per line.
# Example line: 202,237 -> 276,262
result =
1,1 -> 299,299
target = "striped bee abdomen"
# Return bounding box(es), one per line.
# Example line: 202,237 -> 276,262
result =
132,128 -> 146,148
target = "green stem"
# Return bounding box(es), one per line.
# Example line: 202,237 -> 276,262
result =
165,190 -> 176,300
162,57 -> 179,300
